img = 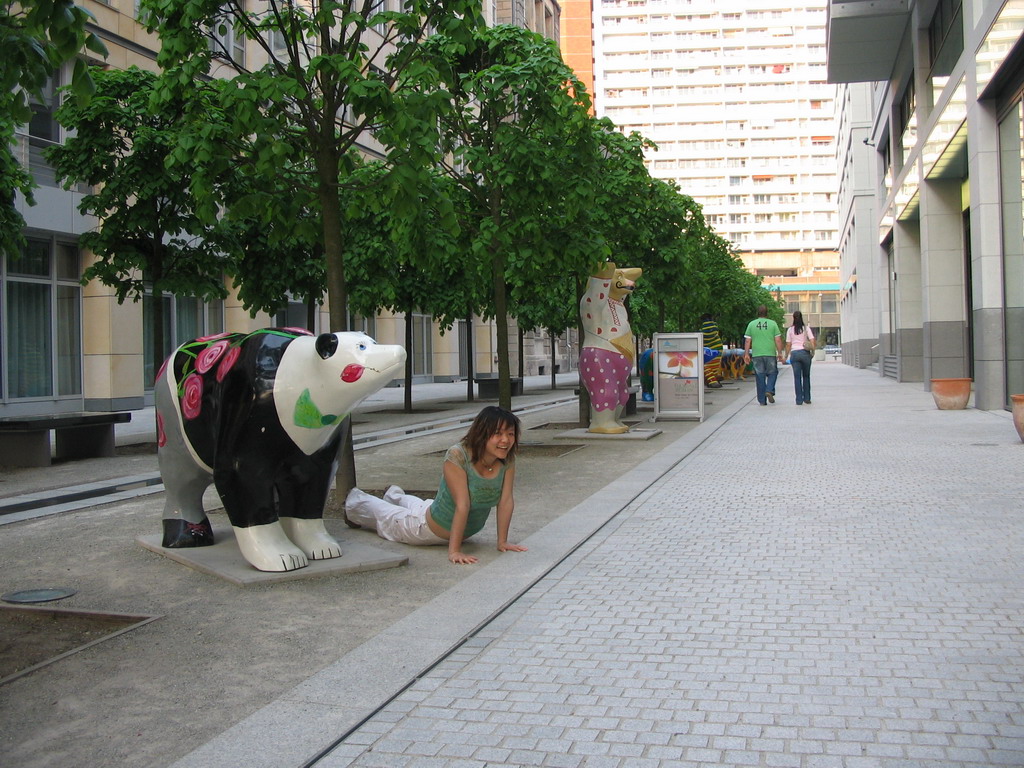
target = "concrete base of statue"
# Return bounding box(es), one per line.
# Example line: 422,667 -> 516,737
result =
138,521 -> 407,586
554,426 -> 661,441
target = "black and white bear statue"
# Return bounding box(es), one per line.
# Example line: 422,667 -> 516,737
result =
154,328 -> 406,572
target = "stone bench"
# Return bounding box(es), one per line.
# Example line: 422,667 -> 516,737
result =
0,412 -> 132,467
474,376 -> 523,399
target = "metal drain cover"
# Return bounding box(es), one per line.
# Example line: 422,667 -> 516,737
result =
2,588 -> 77,604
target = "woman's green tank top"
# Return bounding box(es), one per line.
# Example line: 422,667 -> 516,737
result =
429,443 -> 510,539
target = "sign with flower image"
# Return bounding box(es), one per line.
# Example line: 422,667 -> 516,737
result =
653,332 -> 705,422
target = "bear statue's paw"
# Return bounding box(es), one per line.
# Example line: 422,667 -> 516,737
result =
234,523 -> 309,572
162,517 -> 215,548
278,517 -> 343,560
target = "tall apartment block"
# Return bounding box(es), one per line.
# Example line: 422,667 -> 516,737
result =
573,0 -> 841,342
829,0 -> 1023,411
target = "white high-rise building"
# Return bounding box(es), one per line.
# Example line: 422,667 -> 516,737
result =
589,0 -> 841,337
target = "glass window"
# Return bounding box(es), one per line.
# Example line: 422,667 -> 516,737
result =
28,73 -> 60,187
57,285 -> 81,395
411,313 -> 432,376
928,0 -> 963,91
209,7 -> 245,66
176,296 -> 203,342
9,239 -> 49,277
275,299 -> 309,330
143,292 -> 226,387
348,313 -> 376,338
56,243 -> 78,280
7,282 -> 52,398
2,237 -> 82,400
143,294 -> 172,388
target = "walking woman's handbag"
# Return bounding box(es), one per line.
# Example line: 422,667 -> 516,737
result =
804,330 -> 815,353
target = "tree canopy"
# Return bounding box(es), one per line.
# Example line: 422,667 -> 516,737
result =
414,24 -> 604,408
1,0 -> 107,257
46,66 -> 230,377
141,0 -> 484,332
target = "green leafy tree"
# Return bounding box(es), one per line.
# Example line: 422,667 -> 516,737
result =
142,0 -> 483,332
142,0 -> 483,496
342,165 -> 476,411
46,66 -> 229,381
213,165 -> 326,326
416,24 -> 603,409
1,0 -> 107,257
627,182 -> 704,339
512,275 -> 577,390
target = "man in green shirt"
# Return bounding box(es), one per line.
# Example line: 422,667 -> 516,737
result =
743,305 -> 784,405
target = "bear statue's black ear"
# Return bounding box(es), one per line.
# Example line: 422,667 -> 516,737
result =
315,333 -> 339,360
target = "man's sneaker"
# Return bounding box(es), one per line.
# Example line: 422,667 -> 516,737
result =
767,391 -> 775,403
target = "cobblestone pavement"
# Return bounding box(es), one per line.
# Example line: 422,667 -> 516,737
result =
312,365 -> 1024,768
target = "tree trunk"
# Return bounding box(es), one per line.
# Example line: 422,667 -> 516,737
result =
575,275 -> 589,427
548,331 -> 557,391
517,324 -> 524,380
491,247 -> 511,411
404,308 -> 414,413
320,172 -> 348,334
465,313 -> 475,402
318,150 -> 356,499
549,331 -> 557,390
151,289 -> 165,389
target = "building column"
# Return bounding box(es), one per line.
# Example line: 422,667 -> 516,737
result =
82,257 -> 144,411
223,283 -> 272,333
893,220 -> 923,382
850,194 -> 881,368
968,97 -> 1009,410
919,177 -> 969,382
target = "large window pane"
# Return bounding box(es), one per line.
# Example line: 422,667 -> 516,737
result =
7,282 -> 52,397
57,285 -> 81,395
411,314 -> 432,376
207,299 -> 224,335
175,296 -> 201,342
28,74 -> 59,187
9,239 -> 50,277
56,243 -> 79,280
275,299 -> 307,330
143,294 -> 172,387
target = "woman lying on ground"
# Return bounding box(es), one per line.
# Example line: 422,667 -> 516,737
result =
344,406 -> 528,565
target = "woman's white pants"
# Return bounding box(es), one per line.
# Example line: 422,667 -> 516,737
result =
344,486 -> 447,546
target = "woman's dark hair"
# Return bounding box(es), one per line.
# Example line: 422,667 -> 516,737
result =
463,406 -> 520,463
792,310 -> 805,334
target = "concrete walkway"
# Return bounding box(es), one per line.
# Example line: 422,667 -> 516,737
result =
171,364 -> 1024,768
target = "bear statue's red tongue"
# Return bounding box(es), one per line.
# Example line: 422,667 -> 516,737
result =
341,364 -> 364,383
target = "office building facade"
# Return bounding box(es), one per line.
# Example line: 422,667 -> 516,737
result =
829,0 -> 1023,410
585,0 -> 841,340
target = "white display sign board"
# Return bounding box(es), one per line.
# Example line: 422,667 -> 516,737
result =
653,332 -> 705,422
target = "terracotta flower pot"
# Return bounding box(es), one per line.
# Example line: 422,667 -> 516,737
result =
1011,394 -> 1024,442
930,378 -> 972,410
